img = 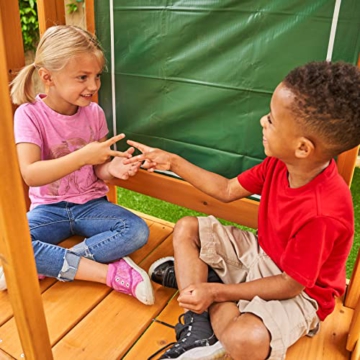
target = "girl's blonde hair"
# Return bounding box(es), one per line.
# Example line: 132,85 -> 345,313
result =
10,25 -> 105,105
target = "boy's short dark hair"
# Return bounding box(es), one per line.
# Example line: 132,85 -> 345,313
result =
283,61 -> 360,158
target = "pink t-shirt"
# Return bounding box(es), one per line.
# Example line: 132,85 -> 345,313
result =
14,94 -> 109,209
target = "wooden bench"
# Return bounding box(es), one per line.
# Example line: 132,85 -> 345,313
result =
0,1 -> 359,359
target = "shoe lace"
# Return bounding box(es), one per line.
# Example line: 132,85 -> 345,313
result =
146,314 -> 188,360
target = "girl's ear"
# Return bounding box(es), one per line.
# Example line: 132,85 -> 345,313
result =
295,137 -> 314,158
38,67 -> 53,85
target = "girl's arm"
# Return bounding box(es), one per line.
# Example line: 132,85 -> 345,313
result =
17,134 -> 129,187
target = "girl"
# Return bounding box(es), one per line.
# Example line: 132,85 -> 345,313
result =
1,25 -> 154,305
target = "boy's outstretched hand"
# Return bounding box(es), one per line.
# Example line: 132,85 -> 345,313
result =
108,147 -> 142,180
124,140 -> 173,172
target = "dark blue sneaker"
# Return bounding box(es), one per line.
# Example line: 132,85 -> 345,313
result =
148,257 -> 222,289
157,311 -> 225,359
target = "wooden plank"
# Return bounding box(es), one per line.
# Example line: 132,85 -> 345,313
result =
0,349 -> 14,360
0,277 -> 55,327
124,295 -> 182,360
0,282 -> 111,359
52,232 -> 176,360
109,170 -> 259,229
0,221 -> 173,359
0,0 -> 52,358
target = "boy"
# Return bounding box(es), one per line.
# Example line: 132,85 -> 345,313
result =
125,61 -> 360,359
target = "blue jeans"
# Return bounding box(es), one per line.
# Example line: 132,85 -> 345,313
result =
28,197 -> 149,281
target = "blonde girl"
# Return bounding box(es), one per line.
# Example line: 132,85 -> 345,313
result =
1,25 -> 154,305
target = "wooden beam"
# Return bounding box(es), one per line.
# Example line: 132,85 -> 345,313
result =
37,0 -> 65,36
108,170 -> 259,229
85,0 -> 95,34
0,1 -> 53,359
337,146 -> 359,187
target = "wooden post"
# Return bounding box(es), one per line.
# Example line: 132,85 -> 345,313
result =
0,0 -> 53,359
37,0 -> 66,36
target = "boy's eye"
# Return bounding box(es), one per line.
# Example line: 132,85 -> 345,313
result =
267,115 -> 272,124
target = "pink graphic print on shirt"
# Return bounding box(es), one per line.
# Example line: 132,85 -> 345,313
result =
47,129 -> 98,196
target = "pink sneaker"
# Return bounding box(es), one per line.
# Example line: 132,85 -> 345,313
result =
106,257 -> 155,305
38,275 -> 46,280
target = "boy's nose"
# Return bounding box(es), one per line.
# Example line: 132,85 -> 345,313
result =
260,115 -> 266,128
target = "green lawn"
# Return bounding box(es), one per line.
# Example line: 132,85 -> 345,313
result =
117,167 -> 360,278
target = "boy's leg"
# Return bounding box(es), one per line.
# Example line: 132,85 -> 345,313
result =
156,216 -> 221,359
172,216 -> 209,290
69,197 -> 149,263
210,302 -> 270,360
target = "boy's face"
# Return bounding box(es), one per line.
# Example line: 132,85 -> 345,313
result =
260,83 -> 302,161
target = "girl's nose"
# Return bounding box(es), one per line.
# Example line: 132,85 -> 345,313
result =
88,78 -> 100,91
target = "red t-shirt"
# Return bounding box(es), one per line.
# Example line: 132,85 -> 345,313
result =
238,157 -> 354,320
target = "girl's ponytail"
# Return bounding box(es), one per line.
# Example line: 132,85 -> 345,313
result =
10,63 -> 37,105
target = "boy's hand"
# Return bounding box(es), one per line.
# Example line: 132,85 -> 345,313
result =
81,134 -> 131,166
124,140 -> 173,172
177,283 -> 216,314
108,147 -> 142,180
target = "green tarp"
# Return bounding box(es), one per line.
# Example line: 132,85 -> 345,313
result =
95,0 -> 360,178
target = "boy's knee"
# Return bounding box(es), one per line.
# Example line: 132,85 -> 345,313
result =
173,216 -> 199,245
221,319 -> 270,360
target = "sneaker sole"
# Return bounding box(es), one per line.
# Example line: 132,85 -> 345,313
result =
176,341 -> 226,359
122,257 -> 155,306
148,256 -> 175,279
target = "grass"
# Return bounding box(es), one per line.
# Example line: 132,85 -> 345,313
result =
117,167 -> 360,278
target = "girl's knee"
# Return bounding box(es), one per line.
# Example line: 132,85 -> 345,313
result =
133,216 -> 149,246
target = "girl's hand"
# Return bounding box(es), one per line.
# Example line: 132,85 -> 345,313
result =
108,147 -> 142,180
124,140 -> 173,172
81,134 -> 131,166
177,283 -> 216,314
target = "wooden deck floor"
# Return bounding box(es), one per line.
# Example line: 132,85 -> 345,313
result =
0,210 -> 354,360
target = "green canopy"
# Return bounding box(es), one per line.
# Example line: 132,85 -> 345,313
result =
95,0 -> 360,178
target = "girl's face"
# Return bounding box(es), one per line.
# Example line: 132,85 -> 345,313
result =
43,52 -> 103,115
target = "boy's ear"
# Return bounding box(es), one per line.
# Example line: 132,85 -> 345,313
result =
295,137 -> 314,158
38,67 -> 53,85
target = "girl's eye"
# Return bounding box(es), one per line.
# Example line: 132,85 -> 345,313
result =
96,73 -> 102,79
78,75 -> 87,81
267,115 -> 272,124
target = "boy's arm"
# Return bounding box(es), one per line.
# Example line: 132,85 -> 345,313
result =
126,140 -> 252,202
17,134 -> 129,186
178,273 -> 305,314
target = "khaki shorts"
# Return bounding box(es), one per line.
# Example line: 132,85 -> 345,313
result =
198,216 -> 320,360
